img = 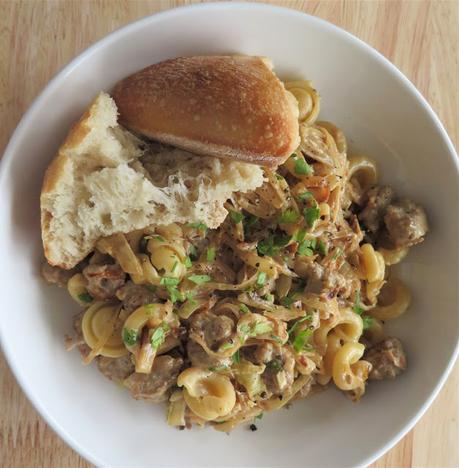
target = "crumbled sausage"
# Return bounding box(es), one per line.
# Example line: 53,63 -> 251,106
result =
358,186 -> 394,233
42,262 -> 77,287
98,354 -> 135,382
190,312 -> 236,351
82,264 -> 126,300
116,281 -> 159,313
384,199 -> 428,248
187,340 -> 231,368
123,355 -> 183,402
364,337 -> 407,380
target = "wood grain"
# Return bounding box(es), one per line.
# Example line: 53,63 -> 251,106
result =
0,1 -> 458,467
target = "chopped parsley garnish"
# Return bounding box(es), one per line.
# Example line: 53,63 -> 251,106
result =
144,303 -> 156,315
287,315 -> 312,337
122,328 -> 138,346
152,235 -> 166,242
317,240 -> 328,256
160,277 -> 180,287
292,328 -> 314,353
252,321 -> 272,336
239,303 -> 250,314
353,290 -> 364,315
229,210 -> 244,224
206,247 -> 216,262
184,290 -> 197,307
151,323 -> 170,350
257,234 -> 291,257
297,238 -> 317,257
186,221 -> 208,231
362,315 -> 374,330
332,247 -> 343,260
255,412 -> 264,420
304,205 -> 320,227
263,294 -> 274,302
167,286 -> 184,304
278,208 -> 300,224
232,350 -> 241,364
266,358 -> 283,372
188,245 -> 198,260
293,156 -> 313,176
298,191 -> 314,201
256,271 -> 267,286
280,294 -> 296,307
184,256 -> 193,268
77,292 -> 93,303
270,334 -> 284,344
219,342 -> 234,351
240,321 -> 273,340
188,274 -> 212,285
294,228 -> 307,243
171,261 -> 178,273
209,365 -> 229,372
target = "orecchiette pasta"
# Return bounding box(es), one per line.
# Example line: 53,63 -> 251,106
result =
177,368 -> 236,421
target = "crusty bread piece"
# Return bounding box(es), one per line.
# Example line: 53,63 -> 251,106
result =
112,55 -> 300,168
41,93 -> 264,269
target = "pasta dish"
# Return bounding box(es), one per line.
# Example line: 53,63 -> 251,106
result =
42,80 -> 428,431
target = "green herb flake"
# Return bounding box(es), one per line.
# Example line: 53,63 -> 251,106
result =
151,323 -> 169,350
206,247 -> 216,262
229,210 -> 244,224
257,234 -> 292,257
353,290 -> 364,315
232,350 -> 241,364
160,277 -> 180,287
266,358 -> 283,373
255,412 -> 264,420
304,205 -> 320,227
122,328 -> 138,346
219,342 -> 234,351
188,274 -> 212,285
239,303 -> 250,314
167,286 -> 184,304
256,271 -> 267,286
186,221 -> 208,231
294,158 -> 313,176
278,208 -> 300,224
209,365 -> 229,372
77,292 -> 93,303
144,303 -> 157,315
287,315 -> 312,338
252,321 -> 272,336
292,328 -> 313,353
362,315 -> 374,330
270,334 -> 284,344
263,294 -> 274,302
171,261 -> 178,273
280,295 -> 296,307
298,191 -> 314,201
317,240 -> 328,256
184,256 -> 193,268
152,235 -> 166,242
294,228 -> 307,243
332,247 -> 343,260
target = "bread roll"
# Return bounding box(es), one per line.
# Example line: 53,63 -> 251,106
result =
112,55 -> 299,168
41,93 -> 264,269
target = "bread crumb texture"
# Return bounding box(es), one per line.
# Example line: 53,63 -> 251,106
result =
41,93 -> 264,269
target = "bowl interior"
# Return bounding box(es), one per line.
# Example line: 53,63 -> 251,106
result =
1,4 -> 458,467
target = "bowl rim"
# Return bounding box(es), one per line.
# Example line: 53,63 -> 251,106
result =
1,2 -> 458,466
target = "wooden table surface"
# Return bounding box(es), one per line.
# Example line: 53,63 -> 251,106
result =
1,1 -> 458,467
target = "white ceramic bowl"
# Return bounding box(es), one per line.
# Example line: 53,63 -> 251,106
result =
1,3 -> 458,467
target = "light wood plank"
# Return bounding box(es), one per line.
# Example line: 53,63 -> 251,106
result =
0,1 -> 457,467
